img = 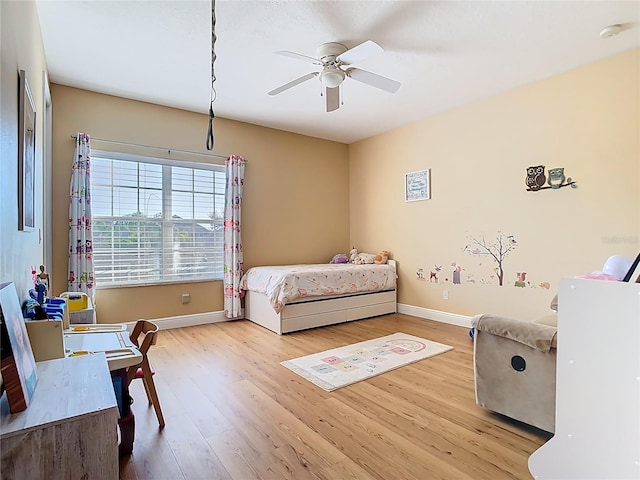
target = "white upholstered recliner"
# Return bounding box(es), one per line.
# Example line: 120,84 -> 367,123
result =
471,297 -> 558,433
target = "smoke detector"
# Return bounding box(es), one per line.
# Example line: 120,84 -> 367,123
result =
600,24 -> 622,39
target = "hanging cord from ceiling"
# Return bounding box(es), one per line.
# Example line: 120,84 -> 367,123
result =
206,0 -> 217,150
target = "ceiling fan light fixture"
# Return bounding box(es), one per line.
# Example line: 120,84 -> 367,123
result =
322,68 -> 345,88
269,40 -> 400,112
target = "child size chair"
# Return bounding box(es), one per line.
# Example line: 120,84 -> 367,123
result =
127,320 -> 165,428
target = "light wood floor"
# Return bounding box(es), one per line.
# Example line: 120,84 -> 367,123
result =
119,314 -> 552,480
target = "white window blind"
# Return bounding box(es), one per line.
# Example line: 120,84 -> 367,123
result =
90,152 -> 225,287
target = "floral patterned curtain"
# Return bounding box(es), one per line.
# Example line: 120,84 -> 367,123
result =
68,133 -> 95,302
223,155 -> 245,318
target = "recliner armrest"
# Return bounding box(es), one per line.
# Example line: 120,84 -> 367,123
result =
533,314 -> 557,328
472,314 -> 557,352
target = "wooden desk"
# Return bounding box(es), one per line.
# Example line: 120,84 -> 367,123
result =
0,354 -> 119,479
62,327 -> 143,456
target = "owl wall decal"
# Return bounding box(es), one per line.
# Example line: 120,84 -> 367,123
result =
525,165 -> 546,191
547,167 -> 565,188
525,165 -> 577,191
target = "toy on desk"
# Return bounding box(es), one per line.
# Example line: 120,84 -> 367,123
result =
29,265 -> 50,304
23,296 -> 66,321
37,266 -> 50,295
23,298 -> 49,320
35,283 -> 46,305
60,292 -> 94,324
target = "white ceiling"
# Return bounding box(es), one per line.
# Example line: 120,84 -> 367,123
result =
35,1 -> 640,145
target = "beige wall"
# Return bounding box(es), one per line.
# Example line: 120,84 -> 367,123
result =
0,1 -> 48,298
50,86 -> 350,323
350,49 -> 640,321
6,1 -> 638,326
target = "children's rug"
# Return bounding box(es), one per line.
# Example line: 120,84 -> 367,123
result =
281,332 -> 453,392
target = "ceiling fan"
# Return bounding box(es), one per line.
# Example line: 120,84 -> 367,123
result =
268,40 -> 401,112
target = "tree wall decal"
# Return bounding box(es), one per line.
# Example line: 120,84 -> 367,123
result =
463,230 -> 517,286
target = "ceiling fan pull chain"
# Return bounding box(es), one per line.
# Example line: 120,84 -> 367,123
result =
206,106 -> 215,150
206,0 -> 217,151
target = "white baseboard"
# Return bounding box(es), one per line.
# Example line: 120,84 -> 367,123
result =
397,303 -> 472,329
122,310 -> 239,331
119,306 -> 469,332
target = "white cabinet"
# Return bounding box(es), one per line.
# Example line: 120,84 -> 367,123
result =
528,278 -> 640,479
1,353 -> 119,479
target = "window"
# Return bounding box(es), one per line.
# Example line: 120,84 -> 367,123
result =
90,151 -> 225,287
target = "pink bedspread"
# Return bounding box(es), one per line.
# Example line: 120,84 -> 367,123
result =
239,263 -> 397,313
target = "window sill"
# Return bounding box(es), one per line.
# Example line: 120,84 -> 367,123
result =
95,277 -> 223,290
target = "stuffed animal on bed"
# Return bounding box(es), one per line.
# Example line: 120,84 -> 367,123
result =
374,251 -> 390,264
354,253 -> 377,265
349,247 -> 358,263
329,253 -> 349,264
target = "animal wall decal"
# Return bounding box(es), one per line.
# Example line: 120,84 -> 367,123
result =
525,165 -> 577,191
515,272 -> 527,287
451,262 -> 462,284
430,265 -> 442,283
418,235 -> 551,290
463,231 -> 517,286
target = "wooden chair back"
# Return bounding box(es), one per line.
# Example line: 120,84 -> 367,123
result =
126,320 -> 165,427
129,320 -> 159,358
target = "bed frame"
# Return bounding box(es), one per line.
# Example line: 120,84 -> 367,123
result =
243,260 -> 397,335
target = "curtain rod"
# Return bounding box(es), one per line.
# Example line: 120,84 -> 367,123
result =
70,135 -> 233,160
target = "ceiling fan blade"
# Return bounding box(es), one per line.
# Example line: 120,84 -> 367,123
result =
275,50 -> 322,65
336,40 -> 383,65
326,86 -> 340,112
346,68 -> 401,94
268,72 -> 319,96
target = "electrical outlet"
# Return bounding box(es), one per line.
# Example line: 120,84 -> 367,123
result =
442,290 -> 449,300
181,293 -> 190,304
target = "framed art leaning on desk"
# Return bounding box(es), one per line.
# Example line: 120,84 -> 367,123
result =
0,282 -> 38,413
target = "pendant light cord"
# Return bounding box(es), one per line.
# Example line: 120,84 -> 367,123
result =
206,0 -> 217,151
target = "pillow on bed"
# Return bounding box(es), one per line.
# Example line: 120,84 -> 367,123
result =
354,253 -> 376,264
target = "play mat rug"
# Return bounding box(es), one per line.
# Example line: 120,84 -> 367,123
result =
281,332 -> 453,392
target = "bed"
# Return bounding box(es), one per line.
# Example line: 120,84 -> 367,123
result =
239,260 -> 397,334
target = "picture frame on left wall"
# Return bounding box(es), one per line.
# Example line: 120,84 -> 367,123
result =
18,69 -> 36,231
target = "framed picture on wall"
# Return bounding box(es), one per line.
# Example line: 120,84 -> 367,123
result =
405,169 -> 430,202
18,69 -> 37,231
